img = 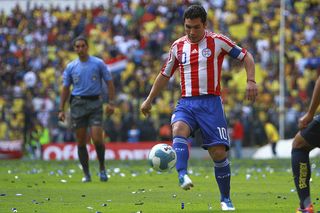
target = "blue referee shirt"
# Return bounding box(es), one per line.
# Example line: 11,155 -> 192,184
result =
63,56 -> 112,96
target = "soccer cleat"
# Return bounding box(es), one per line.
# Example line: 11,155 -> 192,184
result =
99,170 -> 108,182
221,198 -> 235,211
81,174 -> 91,183
296,204 -> 314,213
179,174 -> 194,190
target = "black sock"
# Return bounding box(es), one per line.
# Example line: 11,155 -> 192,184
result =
95,143 -> 105,171
291,148 -> 311,209
78,145 -> 89,176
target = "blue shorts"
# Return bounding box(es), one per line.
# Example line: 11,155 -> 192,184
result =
300,115 -> 320,148
171,95 -> 230,150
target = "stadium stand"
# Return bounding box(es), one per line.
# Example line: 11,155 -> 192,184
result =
0,0 -> 319,154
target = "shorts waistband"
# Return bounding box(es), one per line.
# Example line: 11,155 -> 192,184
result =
71,95 -> 100,100
181,94 -> 219,100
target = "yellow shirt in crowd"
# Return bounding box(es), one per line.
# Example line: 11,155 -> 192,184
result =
264,122 -> 280,143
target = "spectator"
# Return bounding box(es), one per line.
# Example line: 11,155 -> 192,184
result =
264,118 -> 280,157
127,123 -> 140,143
231,117 -> 244,159
159,123 -> 171,141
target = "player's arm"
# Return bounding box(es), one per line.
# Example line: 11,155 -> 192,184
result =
105,79 -> 116,115
101,62 -> 116,115
58,85 -> 70,121
140,73 -> 170,116
299,76 -> 320,128
243,52 -> 258,102
141,43 -> 178,116
217,34 -> 258,102
59,65 -> 72,121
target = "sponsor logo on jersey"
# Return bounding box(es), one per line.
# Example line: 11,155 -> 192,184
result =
191,49 -> 198,54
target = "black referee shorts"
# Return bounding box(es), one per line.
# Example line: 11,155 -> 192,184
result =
300,115 -> 320,148
70,96 -> 103,129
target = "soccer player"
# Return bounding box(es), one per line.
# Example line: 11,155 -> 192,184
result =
292,75 -> 320,213
58,36 -> 115,182
140,4 -> 257,211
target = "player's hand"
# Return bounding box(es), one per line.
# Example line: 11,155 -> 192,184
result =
105,104 -> 115,116
245,81 -> 258,102
140,100 -> 152,116
58,111 -> 65,122
298,113 -> 313,129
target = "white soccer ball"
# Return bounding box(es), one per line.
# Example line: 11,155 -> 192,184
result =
148,144 -> 177,172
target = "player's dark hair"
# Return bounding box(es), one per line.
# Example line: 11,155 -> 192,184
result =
73,36 -> 88,46
183,4 -> 207,24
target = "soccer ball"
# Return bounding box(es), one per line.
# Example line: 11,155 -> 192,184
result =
148,144 -> 177,172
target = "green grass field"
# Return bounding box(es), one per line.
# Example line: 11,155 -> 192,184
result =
0,159 -> 319,213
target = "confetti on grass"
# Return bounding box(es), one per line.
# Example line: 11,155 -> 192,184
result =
135,201 -> 144,205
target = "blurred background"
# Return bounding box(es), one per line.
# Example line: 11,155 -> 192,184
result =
0,0 -> 319,159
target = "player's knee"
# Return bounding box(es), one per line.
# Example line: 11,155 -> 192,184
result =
292,133 -> 307,149
91,135 -> 103,145
90,132 -> 103,145
172,122 -> 190,137
208,146 -> 227,161
213,151 -> 227,161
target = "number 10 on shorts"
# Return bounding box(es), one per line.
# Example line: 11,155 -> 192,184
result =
217,127 -> 228,140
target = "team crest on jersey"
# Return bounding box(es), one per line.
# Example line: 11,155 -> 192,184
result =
202,48 -> 211,58
92,74 -> 97,81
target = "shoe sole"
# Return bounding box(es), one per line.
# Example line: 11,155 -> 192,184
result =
221,208 -> 235,211
221,203 -> 235,211
181,182 -> 194,190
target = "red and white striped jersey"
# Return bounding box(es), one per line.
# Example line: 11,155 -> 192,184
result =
161,31 -> 247,97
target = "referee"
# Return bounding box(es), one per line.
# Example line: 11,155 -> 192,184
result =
58,36 -> 115,182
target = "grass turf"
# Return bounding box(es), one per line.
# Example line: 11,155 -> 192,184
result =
0,159 -> 319,213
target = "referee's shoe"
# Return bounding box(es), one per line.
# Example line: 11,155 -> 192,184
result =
82,174 -> 91,183
99,170 -> 108,182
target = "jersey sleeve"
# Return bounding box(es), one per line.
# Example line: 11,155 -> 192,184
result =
216,34 -> 247,61
62,64 -> 72,87
160,44 -> 179,78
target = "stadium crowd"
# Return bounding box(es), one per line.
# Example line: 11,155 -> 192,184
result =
0,0 -> 319,152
